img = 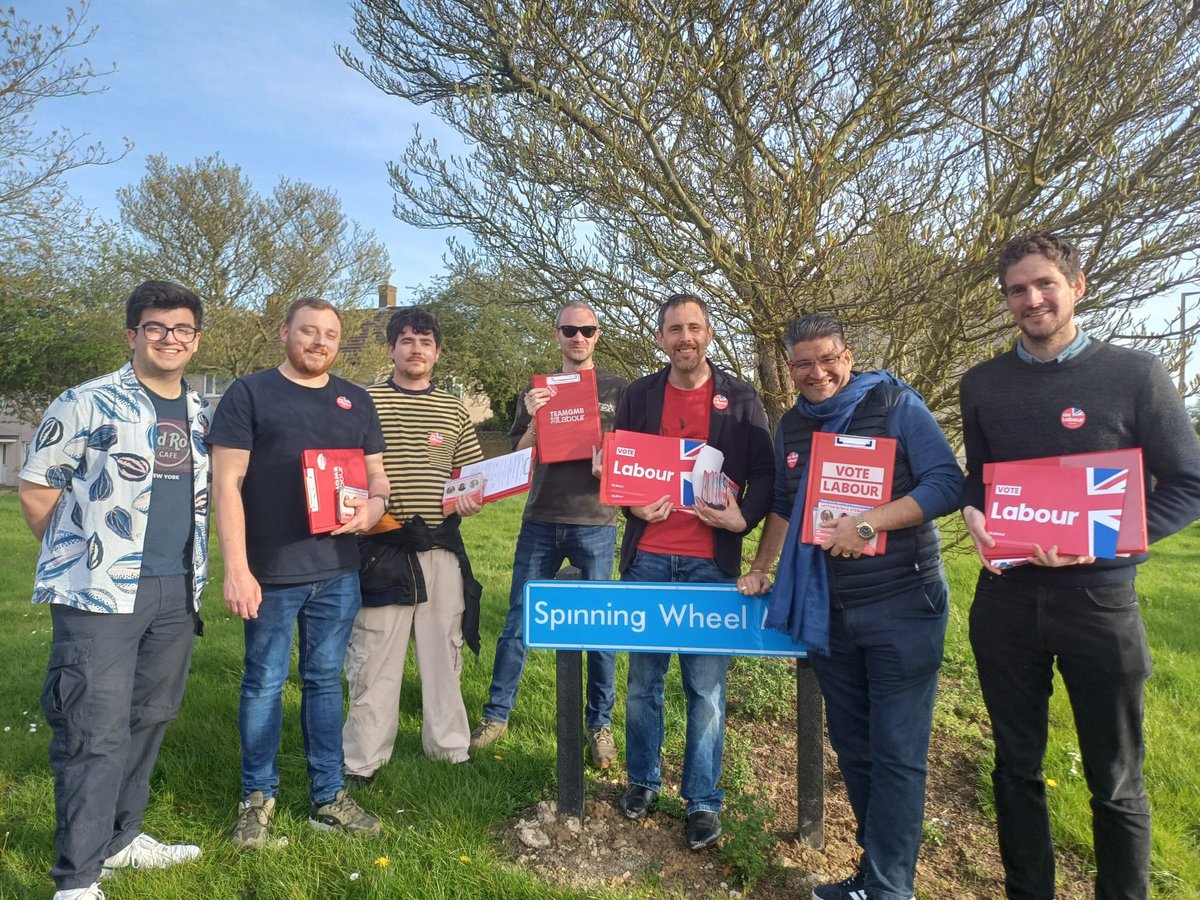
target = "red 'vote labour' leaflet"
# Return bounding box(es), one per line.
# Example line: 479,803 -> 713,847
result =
984,460 -> 1131,559
801,432 -> 897,556
532,369 -> 602,463
982,448 -> 1146,557
600,430 -> 721,508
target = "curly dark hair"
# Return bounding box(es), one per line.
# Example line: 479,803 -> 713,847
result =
998,232 -> 1082,290
386,306 -> 442,348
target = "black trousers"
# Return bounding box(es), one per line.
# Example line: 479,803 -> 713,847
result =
969,571 -> 1152,900
42,576 -> 196,890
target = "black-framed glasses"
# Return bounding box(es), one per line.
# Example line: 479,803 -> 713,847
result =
136,322 -> 200,343
787,350 -> 846,373
557,325 -> 598,338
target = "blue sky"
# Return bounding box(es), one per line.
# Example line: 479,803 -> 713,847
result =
46,0 -> 463,295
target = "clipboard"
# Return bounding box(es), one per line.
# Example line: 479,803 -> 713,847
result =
302,448 -> 367,534
801,432 -> 897,555
532,370 -> 602,463
447,447 -> 536,509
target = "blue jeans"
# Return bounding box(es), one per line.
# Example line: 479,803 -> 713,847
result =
623,551 -> 732,815
483,521 -> 618,728
970,572 -> 1151,900
809,578 -> 949,900
240,573 -> 360,805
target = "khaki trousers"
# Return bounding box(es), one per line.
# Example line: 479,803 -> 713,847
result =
343,548 -> 470,769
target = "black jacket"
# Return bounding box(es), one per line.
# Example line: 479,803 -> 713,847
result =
357,515 -> 483,656
615,363 -> 775,576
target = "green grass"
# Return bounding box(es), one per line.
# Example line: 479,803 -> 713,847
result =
1,492 -> 1198,896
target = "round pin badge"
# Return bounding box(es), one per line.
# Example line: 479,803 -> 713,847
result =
429,431 -> 444,446
336,395 -> 352,410
1060,407 -> 1086,429
786,451 -> 800,468
713,393 -> 729,410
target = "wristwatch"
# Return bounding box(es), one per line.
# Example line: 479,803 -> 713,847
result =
854,514 -> 876,541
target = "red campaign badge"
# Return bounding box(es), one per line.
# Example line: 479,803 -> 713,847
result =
429,431 -> 444,446
545,384 -> 558,397
336,395 -> 352,410
786,451 -> 800,468
1060,407 -> 1086,430
712,393 -> 729,410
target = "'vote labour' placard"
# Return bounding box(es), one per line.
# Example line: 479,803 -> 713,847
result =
984,461 -> 1129,559
801,432 -> 897,555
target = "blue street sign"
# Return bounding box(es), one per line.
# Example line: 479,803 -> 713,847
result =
524,580 -> 806,657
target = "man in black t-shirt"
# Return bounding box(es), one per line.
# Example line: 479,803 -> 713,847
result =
210,297 -> 390,851
469,301 -> 629,767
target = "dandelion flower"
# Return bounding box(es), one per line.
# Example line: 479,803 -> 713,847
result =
459,855 -> 471,863
375,857 -> 390,868
1046,778 -> 1058,788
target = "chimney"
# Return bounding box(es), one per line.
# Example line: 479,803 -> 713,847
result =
378,283 -> 397,308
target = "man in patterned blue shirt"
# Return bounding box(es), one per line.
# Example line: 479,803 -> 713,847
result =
20,281 -> 211,900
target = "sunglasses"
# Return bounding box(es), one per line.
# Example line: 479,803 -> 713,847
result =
557,325 -> 598,338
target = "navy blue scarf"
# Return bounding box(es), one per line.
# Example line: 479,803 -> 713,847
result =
764,371 -> 910,654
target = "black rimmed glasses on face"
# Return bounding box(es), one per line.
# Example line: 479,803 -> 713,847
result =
136,322 -> 200,343
557,325 -> 598,338
787,349 -> 846,373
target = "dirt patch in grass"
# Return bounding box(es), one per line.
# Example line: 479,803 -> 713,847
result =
500,682 -> 1096,898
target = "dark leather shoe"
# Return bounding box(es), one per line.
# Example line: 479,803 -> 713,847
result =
686,810 -> 722,849
616,784 -> 657,820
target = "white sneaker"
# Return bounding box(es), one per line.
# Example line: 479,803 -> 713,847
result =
52,884 -> 104,900
101,832 -> 202,873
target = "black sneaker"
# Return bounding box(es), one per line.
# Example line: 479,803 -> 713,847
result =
812,870 -> 867,900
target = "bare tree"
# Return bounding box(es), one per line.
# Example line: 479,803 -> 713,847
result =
0,1 -> 127,241
117,154 -> 391,378
341,0 -> 1200,425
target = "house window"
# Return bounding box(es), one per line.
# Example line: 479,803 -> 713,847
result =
203,374 -> 234,397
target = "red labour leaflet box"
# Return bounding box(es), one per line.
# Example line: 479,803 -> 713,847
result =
302,448 -> 368,535
982,448 -> 1147,555
801,432 -> 897,556
600,430 -> 707,508
984,461 -> 1130,559
533,370 -> 602,463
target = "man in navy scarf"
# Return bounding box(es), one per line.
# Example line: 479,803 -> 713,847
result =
741,313 -> 962,900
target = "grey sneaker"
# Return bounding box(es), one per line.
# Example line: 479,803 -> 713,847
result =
309,789 -> 381,836
101,833 -> 201,876
468,718 -> 508,756
232,791 -> 275,851
588,725 -> 617,769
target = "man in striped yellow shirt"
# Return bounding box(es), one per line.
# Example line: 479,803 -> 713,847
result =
343,306 -> 485,773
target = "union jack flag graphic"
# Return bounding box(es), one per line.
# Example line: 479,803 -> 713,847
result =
1086,467 -> 1127,557
679,440 -> 708,506
1087,467 -> 1128,496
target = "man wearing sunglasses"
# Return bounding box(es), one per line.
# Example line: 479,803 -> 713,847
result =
740,312 -> 962,900
21,281 -> 210,900
470,300 -> 629,767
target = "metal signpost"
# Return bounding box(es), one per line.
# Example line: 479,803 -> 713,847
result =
529,577 -> 824,845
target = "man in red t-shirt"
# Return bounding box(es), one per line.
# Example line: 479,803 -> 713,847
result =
611,293 -> 774,851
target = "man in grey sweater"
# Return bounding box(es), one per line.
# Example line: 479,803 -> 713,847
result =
960,231 -> 1200,900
